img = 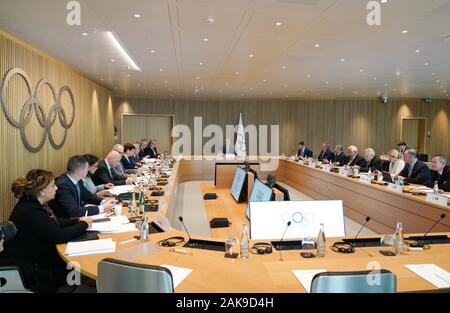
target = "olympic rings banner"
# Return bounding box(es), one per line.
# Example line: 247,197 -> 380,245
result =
0,67 -> 75,153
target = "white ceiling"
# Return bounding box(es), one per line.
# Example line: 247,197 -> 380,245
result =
1,0 -> 450,100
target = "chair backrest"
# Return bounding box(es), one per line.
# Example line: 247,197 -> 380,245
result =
310,269 -> 397,293
418,154 -> 429,162
97,258 -> 174,293
0,266 -> 32,293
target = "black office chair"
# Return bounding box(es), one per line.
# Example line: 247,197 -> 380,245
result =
418,154 -> 429,162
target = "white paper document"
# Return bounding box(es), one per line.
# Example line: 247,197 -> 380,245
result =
65,238 -> 116,256
404,264 -> 450,288
108,184 -> 135,196
292,269 -> 326,293
160,264 -> 193,288
87,216 -> 136,234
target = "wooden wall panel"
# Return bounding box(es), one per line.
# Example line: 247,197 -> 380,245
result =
115,96 -> 450,160
0,31 -> 115,221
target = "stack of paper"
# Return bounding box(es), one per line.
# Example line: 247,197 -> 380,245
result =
292,269 -> 326,293
143,158 -> 156,164
405,264 -> 450,288
65,238 -> 116,256
160,264 -> 193,288
412,186 -> 434,193
108,185 -> 135,196
87,216 -> 136,234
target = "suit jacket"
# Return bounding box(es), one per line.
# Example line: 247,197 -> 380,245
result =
4,197 -> 88,292
148,146 -> 158,158
143,146 -> 152,157
121,155 -> 136,170
359,156 -> 384,172
333,152 -> 350,166
348,154 -> 366,167
50,174 -> 103,218
425,165 -> 450,191
318,149 -> 335,162
138,148 -> 146,159
297,147 -> 313,158
129,156 -> 140,167
92,159 -> 127,186
399,160 -> 432,184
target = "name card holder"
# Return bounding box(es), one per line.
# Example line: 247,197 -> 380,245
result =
426,193 -> 448,206
387,183 -> 403,193
359,177 -> 372,185
339,170 -> 348,177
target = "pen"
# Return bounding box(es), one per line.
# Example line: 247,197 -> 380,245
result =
120,238 -> 137,245
84,210 -> 88,218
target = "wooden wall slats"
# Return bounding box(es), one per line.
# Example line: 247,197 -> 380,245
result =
0,32 -> 114,221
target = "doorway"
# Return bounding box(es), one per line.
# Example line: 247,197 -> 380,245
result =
121,114 -> 174,154
400,117 -> 426,153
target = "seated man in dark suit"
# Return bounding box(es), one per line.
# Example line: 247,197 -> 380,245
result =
346,145 -> 366,167
51,156 -> 116,218
324,144 -> 349,166
425,155 -> 450,191
130,143 -> 143,166
398,149 -> 432,185
121,143 -> 141,174
93,151 -> 131,186
317,142 -> 335,162
147,139 -> 159,158
359,148 -> 384,172
138,139 -> 148,159
296,141 -> 313,158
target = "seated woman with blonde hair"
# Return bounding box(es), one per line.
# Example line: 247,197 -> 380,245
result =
4,169 -> 92,293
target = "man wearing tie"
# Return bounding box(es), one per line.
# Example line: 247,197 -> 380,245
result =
296,141 -> 313,158
51,156 -> 116,218
93,151 -> 131,186
398,149 -> 431,184
318,142 -> 335,162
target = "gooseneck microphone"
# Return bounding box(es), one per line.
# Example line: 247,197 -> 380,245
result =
278,221 -> 291,261
178,216 -> 192,242
354,216 -> 371,240
421,214 -> 446,242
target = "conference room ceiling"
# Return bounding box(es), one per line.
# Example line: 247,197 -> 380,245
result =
1,0 -> 450,100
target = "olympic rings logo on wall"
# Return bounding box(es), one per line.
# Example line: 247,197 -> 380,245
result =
0,67 -> 75,153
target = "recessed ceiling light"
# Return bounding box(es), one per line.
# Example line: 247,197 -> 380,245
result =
415,49 -> 421,53
81,32 -> 88,36
360,69 -> 364,72
381,0 -> 388,3
199,62 -> 203,65
373,77 -> 377,80
127,74 -> 131,77
306,74 -> 310,78
150,50 -> 156,53
206,17 -> 215,24
249,54 -> 255,58
325,81 -> 329,84
262,79 -> 267,82
275,22 -> 282,26
424,62 -> 429,66
134,14 -> 141,18
314,44 -> 320,48
401,30 -> 408,34
226,82 -> 230,86
235,71 -> 239,75
203,38 -> 209,42
159,69 -> 163,72
340,58 -> 345,62
111,59 -> 116,62
282,66 -> 287,69
432,73 -> 435,76
196,76 -> 200,80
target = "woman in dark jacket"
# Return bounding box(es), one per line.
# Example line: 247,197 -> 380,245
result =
4,169 -> 92,293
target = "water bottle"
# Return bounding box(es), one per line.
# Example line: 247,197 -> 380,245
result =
433,181 -> 439,195
140,213 -> 149,241
368,168 -> 373,180
393,222 -> 404,254
139,191 -> 145,214
240,224 -> 249,259
316,223 -> 326,257
130,191 -> 137,216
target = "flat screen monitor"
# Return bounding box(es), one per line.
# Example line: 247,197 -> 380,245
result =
230,166 -> 247,203
249,200 -> 345,240
245,179 -> 274,219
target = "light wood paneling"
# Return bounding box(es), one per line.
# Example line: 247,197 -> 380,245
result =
115,97 -> 450,160
0,31 -> 114,221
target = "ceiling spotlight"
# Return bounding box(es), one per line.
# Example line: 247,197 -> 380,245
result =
432,73 -> 435,76
249,54 -> 255,58
206,17 -> 215,24
340,58 -> 345,62
306,74 -> 310,78
275,22 -> 282,26
401,30 -> 408,34
150,50 -> 156,53
424,62 -> 429,66
235,71 -> 239,75
203,38 -> 209,42
134,14 -> 141,18
314,44 -> 320,48
325,81 -> 329,84
262,79 -> 267,82
127,74 -> 131,77
196,76 -> 200,80
373,77 -> 377,80
111,59 -> 116,62
159,69 -> 163,72
282,66 -> 287,69
81,32 -> 88,36
360,69 -> 364,72
199,62 -> 203,65
415,49 -> 421,53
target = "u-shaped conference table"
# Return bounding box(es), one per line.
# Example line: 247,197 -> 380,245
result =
57,157 -> 450,292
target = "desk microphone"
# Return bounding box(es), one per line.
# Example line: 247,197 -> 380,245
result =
354,216 -> 371,240
278,221 -> 291,261
420,214 -> 446,245
178,216 -> 192,242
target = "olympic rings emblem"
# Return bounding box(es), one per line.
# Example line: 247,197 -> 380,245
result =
0,68 -> 75,152
281,211 -> 315,229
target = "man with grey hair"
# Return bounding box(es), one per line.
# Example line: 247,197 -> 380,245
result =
112,144 -> 132,177
360,148 -> 383,172
93,151 -> 131,186
346,145 -> 365,167
318,142 -> 335,162
425,155 -> 450,191
399,149 -> 431,184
